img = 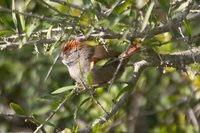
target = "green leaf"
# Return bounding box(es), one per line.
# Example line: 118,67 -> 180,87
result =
115,0 -> 133,14
140,1 -> 154,32
18,5 -> 25,31
0,16 -> 15,30
74,125 -> 79,133
111,9 -> 130,26
183,18 -> 192,38
12,0 -> 17,32
51,85 -> 76,94
46,26 -> 53,39
48,37 -> 62,55
10,103 -> 27,116
25,0 -> 32,7
66,90 -> 74,105
32,114 -> 55,127
84,26 -> 94,39
87,71 -> 93,88
61,128 -> 72,133
0,30 -> 14,36
74,97 -> 91,119
158,0 -> 170,13
116,84 -> 133,100
95,59 -> 109,68
93,122 -> 100,133
26,20 -> 39,38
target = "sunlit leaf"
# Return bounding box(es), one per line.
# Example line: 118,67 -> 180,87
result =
155,32 -> 172,42
18,5 -> 25,31
25,0 -> 32,7
74,125 -> 79,133
115,0 -> 133,14
26,20 -> 39,38
51,85 -> 76,94
62,128 -> 72,133
46,26 -> 53,39
156,42 -> 172,53
93,122 -> 100,133
140,1 -> 154,32
12,0 -> 17,32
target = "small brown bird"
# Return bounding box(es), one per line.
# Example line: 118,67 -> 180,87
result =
60,40 -> 141,86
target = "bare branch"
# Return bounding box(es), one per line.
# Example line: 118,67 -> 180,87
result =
150,48 -> 200,68
0,39 -> 55,50
33,96 -> 69,133
78,60 -> 149,133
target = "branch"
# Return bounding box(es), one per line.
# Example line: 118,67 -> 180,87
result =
78,60 -> 149,133
1,27 -> 72,41
149,48 -> 200,68
33,96 -> 69,133
2,10 -> 200,50
0,39 -> 55,50
0,0 -> 199,50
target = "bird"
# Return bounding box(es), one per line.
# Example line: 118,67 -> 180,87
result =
60,40 -> 141,87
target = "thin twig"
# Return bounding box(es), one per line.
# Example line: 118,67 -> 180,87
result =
33,96 -> 68,133
1,9 -> 200,50
0,39 -> 55,50
38,0 -> 66,16
78,60 -> 148,133
0,112 -> 41,130
81,82 -> 109,115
